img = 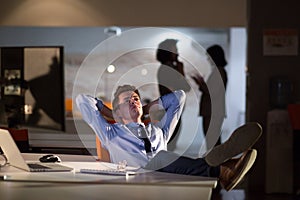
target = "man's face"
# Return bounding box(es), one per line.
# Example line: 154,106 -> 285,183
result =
115,91 -> 143,123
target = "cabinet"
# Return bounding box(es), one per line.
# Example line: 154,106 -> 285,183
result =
266,109 -> 293,194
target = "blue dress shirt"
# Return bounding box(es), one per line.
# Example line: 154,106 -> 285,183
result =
76,90 -> 186,167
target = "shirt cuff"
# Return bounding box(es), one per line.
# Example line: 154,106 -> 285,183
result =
95,98 -> 104,111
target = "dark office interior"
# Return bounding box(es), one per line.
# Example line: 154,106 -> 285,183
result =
0,0 -> 300,199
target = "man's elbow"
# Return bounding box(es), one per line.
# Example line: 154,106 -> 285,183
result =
174,90 -> 186,104
75,94 -> 97,109
75,94 -> 85,106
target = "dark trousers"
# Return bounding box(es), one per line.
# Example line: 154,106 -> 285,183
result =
145,151 -> 220,177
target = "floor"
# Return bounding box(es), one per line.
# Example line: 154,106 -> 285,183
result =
212,189 -> 300,200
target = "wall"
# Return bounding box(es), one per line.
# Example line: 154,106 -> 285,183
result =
0,0 -> 245,27
0,27 -> 245,158
247,0 -> 300,192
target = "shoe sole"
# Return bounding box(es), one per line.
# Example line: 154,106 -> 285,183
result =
205,122 -> 262,167
223,149 -> 257,191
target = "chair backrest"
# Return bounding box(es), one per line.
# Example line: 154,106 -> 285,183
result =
95,136 -> 111,162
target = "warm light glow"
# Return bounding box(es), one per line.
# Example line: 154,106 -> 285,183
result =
2,0 -> 106,26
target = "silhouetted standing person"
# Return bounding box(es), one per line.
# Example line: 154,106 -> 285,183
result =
192,45 -> 228,148
156,39 -> 191,142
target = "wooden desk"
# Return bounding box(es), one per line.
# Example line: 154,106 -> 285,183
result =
0,153 -> 218,200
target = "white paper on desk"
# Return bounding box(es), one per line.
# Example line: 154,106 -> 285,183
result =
62,161 -> 140,172
77,161 -> 145,176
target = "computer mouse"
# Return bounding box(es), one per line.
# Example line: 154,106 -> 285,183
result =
39,154 -> 61,163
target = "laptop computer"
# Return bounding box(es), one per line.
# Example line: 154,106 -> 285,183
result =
0,128 -> 73,172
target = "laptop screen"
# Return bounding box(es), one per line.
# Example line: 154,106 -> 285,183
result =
0,129 -> 30,171
0,129 -> 73,172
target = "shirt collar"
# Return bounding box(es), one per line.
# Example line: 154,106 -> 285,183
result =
126,122 -> 145,128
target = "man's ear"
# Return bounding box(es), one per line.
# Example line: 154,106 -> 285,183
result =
113,109 -> 122,123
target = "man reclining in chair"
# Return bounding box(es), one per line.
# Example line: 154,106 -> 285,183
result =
76,84 -> 262,191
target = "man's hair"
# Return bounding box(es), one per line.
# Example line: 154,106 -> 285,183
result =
112,85 -> 140,112
156,39 -> 178,64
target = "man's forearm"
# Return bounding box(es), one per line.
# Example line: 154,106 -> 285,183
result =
143,99 -> 159,115
95,98 -> 114,120
100,104 -> 114,119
